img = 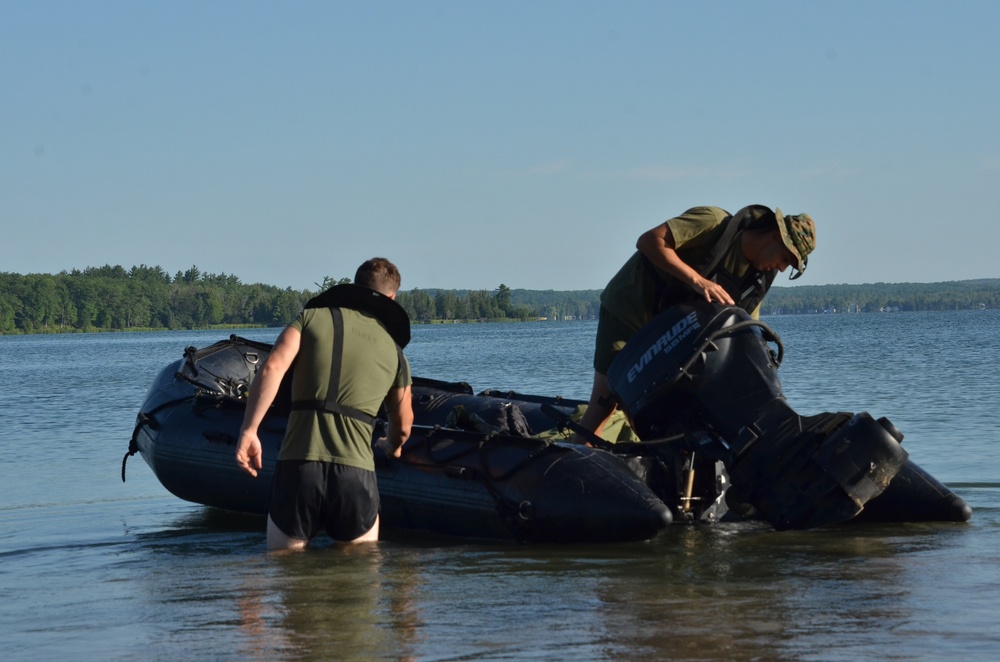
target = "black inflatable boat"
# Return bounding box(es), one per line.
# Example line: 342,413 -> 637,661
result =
123,301 -> 970,543
124,338 -> 672,543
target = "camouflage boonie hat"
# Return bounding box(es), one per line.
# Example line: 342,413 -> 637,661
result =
775,208 -> 816,275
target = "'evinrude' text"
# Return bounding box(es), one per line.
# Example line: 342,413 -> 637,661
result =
627,311 -> 701,383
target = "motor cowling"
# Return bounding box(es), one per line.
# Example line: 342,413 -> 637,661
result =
606,302 -> 909,530
607,302 -> 784,441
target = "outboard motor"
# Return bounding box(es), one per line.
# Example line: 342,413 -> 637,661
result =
607,302 -> 910,530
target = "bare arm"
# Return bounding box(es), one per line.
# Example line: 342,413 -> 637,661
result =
636,223 -> 735,306
235,325 -> 301,477
379,384 -> 413,459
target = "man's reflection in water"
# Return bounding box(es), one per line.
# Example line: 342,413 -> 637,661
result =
238,542 -> 424,660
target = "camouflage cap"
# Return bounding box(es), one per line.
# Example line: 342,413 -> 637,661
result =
775,208 -> 816,274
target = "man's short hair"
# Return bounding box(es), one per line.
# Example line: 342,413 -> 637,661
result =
355,257 -> 401,296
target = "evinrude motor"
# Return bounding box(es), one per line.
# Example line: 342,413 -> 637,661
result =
607,302 -> 915,530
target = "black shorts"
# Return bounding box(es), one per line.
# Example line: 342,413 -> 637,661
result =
594,305 -> 636,374
269,460 -> 380,542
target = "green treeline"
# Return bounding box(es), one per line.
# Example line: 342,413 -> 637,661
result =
760,279 -> 1000,314
395,284 -> 540,324
1,266 -> 997,335
398,287 -> 602,323
0,267 -> 539,334
0,265 -> 307,334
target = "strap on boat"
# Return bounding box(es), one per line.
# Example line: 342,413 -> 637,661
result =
122,413 -> 148,482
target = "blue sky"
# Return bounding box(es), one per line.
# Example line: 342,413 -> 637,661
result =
2,1 -> 998,291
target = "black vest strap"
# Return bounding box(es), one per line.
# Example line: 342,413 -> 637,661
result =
695,207 -> 751,278
702,207 -> 775,313
290,308 -> 380,426
649,206 -> 774,314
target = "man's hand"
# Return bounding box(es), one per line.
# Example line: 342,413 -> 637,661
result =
236,430 -> 264,477
691,275 -> 735,306
377,436 -> 403,459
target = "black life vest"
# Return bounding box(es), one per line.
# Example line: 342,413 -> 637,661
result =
302,283 -> 410,348
289,284 -> 411,426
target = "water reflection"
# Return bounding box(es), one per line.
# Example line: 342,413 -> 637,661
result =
24,492 -> 989,660
4,318 -> 995,660
540,523 -> 967,661
243,546 -> 422,660
252,521 -> 967,660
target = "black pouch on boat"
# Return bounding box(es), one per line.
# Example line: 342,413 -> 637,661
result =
502,404 -> 533,438
446,403 -> 533,437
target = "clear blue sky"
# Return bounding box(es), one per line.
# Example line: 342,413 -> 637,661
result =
2,1 -> 998,291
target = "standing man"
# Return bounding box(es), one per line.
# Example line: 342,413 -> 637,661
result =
575,205 -> 816,443
236,257 -> 414,551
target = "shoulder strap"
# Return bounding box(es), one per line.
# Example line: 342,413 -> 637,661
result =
290,307 -> 379,426
695,209 -> 750,278
647,206 -> 774,314
703,206 -> 776,313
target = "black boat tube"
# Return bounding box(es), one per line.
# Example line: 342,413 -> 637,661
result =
131,337 -> 672,543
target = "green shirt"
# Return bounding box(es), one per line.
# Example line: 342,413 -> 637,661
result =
278,307 -> 412,470
600,206 -> 754,333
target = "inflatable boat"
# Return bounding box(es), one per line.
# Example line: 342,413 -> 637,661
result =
124,339 -> 672,543
123,301 -> 971,543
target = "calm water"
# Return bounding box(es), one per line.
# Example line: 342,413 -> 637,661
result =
1,311 -> 998,660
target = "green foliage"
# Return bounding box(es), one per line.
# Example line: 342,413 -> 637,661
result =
510,289 -> 602,321
395,284 -> 536,322
0,266 -> 313,334
2,269 -> 998,335
761,280 -> 1000,314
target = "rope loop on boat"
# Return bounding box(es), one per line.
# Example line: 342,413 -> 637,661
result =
121,414 -> 149,482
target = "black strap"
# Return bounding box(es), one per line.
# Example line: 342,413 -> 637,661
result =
696,208 -> 750,279
290,307 -> 381,427
291,307 -> 408,426
648,206 -> 773,314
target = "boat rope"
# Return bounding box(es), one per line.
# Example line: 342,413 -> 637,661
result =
121,395 -> 196,482
394,425 -> 567,542
121,414 -> 148,483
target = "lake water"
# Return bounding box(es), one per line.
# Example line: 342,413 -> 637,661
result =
1,311 -> 998,660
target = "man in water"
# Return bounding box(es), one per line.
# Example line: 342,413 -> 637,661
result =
575,205 -> 816,443
236,257 -> 413,551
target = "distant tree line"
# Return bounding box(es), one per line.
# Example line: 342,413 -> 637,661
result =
0,265 -> 308,334
1,266 -> 997,335
395,284 -> 537,323
397,287 -> 602,323
0,266 -> 539,334
760,280 -> 1000,314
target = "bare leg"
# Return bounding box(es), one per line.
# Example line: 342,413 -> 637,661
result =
266,514 -> 308,552
572,371 -> 617,445
336,514 -> 380,544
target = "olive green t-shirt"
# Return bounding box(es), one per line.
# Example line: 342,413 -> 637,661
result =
277,307 -> 411,470
599,206 -> 753,333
